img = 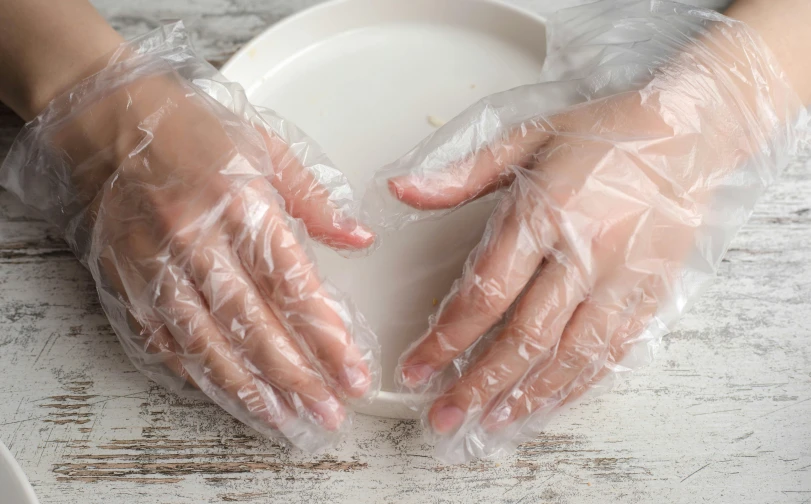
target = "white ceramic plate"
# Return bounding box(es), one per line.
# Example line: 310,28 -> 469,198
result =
0,441 -> 39,504
222,0 -> 547,418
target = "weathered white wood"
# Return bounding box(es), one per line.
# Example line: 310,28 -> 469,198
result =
1,1 -> 809,503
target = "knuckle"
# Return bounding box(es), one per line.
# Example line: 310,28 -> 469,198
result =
184,330 -> 210,355
508,320 -> 556,354
275,365 -> 320,394
465,280 -> 511,318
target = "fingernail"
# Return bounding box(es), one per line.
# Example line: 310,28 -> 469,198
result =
340,364 -> 371,397
388,179 -> 405,198
311,396 -> 346,431
333,218 -> 376,248
401,363 -> 434,388
348,223 -> 376,246
432,405 -> 465,434
388,177 -> 417,200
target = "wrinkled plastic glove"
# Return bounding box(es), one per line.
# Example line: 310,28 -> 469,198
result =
367,1 -> 809,462
0,23 -> 380,452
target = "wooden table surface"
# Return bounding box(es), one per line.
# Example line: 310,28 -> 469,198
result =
1,1 -> 809,503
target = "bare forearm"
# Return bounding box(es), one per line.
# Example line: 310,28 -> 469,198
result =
0,0 -> 122,120
727,0 -> 811,105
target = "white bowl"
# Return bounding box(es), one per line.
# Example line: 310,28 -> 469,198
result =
221,0 -> 547,418
0,441 -> 39,504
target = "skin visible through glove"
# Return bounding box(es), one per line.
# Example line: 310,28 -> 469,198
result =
0,0 -> 810,460
392,2 -> 811,446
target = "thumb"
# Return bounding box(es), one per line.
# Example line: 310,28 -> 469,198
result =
388,119 -> 553,211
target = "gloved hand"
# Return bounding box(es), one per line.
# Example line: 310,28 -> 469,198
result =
0,23 -> 380,452
367,0 -> 809,462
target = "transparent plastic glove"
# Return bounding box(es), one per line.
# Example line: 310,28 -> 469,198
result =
366,1 -> 809,462
0,23 -> 380,452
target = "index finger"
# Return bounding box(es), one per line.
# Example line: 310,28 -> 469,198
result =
397,181 -> 559,389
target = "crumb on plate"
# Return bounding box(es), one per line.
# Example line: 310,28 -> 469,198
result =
427,115 -> 446,128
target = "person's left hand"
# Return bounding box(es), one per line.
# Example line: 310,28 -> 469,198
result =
392,90 -> 702,433
367,3 -> 806,462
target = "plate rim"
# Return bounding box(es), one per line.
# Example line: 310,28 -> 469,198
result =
220,0 -> 547,77
0,440 -> 40,504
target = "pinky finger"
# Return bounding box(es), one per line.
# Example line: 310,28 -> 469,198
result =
560,299 -> 658,407
124,311 -> 198,389
484,291 -> 659,429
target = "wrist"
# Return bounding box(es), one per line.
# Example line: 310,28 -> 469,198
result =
0,0 -> 124,120
52,72 -> 188,197
24,32 -> 124,121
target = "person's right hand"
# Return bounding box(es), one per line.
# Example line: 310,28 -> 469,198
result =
0,24 -> 380,451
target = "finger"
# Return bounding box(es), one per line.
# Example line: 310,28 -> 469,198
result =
180,236 -> 348,430
258,126 -> 375,250
125,311 -> 198,389
558,361 -> 614,408
153,263 -> 290,430
398,189 -> 558,389
485,291 -> 659,429
226,181 -> 373,398
97,239 -> 198,389
145,328 -> 199,389
560,293 -> 659,407
425,256 -> 588,434
389,120 -> 553,210
483,300 -> 619,428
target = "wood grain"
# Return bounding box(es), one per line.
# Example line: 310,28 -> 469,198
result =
1,1 -> 808,503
